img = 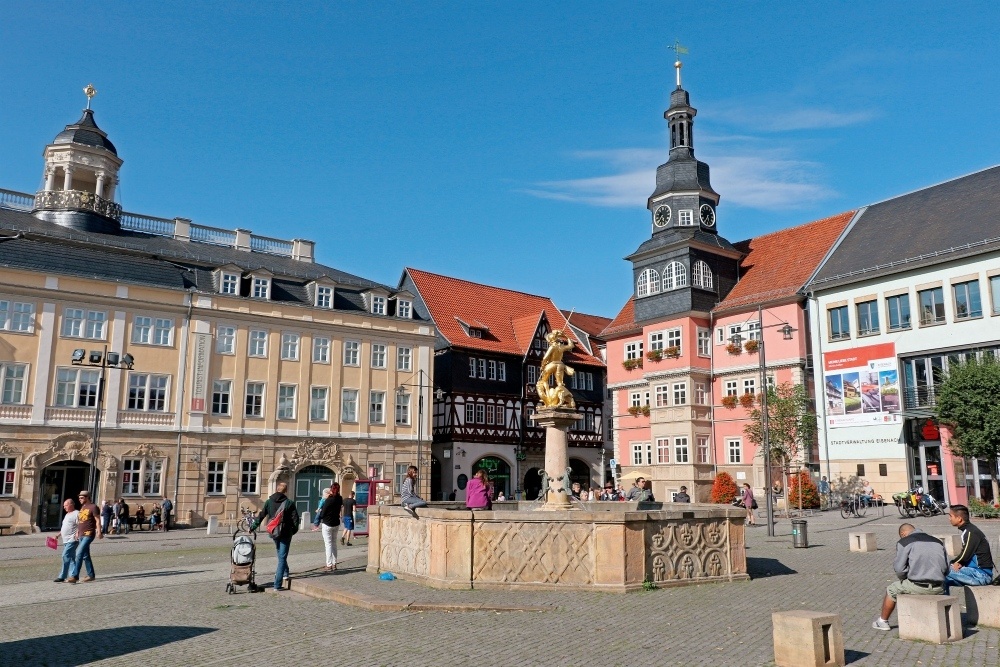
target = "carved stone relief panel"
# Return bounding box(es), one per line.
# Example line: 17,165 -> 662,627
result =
379,517 -> 431,577
645,519 -> 731,583
473,520 -> 594,585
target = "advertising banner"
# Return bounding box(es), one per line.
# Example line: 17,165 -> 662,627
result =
823,342 -> 901,428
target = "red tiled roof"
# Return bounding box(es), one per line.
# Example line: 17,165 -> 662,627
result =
560,310 -> 613,337
599,297 -> 640,338
714,211 -> 855,312
405,268 -> 603,366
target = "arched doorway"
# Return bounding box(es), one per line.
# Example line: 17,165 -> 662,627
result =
295,465 -> 336,517
473,456 -> 511,499
569,458 -> 591,491
523,467 -> 542,500
37,461 -> 96,530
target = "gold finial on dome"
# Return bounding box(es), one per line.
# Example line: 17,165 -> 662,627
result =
83,83 -> 97,109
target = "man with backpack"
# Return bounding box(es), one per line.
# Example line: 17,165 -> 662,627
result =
252,481 -> 300,592
160,496 -> 173,532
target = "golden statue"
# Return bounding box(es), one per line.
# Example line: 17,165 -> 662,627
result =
536,329 -> 576,408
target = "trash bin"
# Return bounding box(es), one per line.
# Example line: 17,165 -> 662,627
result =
791,519 -> 808,548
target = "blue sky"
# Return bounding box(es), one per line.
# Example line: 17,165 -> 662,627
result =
3,2 -> 1000,319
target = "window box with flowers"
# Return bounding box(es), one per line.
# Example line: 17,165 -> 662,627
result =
739,392 -> 756,409
622,358 -> 644,371
726,342 -> 742,355
743,339 -> 759,354
664,345 -> 680,359
645,349 -> 663,362
628,405 -> 651,417
721,395 -> 738,410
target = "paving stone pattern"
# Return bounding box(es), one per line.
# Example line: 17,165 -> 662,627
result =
0,511 -> 998,666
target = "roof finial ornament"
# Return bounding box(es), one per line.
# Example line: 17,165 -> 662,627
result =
667,41 -> 689,88
83,83 -> 97,110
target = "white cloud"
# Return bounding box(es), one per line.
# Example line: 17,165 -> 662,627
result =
711,103 -> 876,132
524,141 -> 835,211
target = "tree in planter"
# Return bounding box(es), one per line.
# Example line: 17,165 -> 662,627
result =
743,382 -> 816,511
710,471 -> 739,503
787,470 -> 820,509
935,355 -> 1000,501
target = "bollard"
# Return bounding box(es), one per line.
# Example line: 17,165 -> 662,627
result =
206,516 -> 219,535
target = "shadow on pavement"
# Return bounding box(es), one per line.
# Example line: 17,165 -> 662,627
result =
103,569 -> 209,581
747,557 -> 797,578
845,649 -> 871,664
0,626 -> 216,666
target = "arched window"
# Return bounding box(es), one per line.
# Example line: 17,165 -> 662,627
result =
636,268 -> 660,297
663,262 -> 687,291
692,260 -> 713,289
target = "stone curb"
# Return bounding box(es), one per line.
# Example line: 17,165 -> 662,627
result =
289,578 -> 553,613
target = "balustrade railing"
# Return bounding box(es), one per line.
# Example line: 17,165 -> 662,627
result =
120,211 -> 175,236
0,404 -> 31,420
34,189 -> 122,220
190,223 -> 237,247
0,188 -> 34,211
117,411 -> 175,426
45,407 -> 98,423
903,385 -> 939,410
250,234 -> 294,256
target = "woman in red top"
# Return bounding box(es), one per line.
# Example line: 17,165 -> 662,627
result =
465,469 -> 492,510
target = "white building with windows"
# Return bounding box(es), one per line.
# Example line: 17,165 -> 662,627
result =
806,166 -> 1000,505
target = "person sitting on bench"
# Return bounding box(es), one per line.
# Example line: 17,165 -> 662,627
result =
873,523 -> 948,631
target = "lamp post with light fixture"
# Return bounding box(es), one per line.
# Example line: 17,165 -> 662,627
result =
396,369 -> 442,498
71,345 -> 134,499
727,304 -> 796,538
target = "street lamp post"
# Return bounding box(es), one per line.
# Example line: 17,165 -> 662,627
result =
71,346 -> 134,500
396,369 -> 441,499
729,305 -> 795,538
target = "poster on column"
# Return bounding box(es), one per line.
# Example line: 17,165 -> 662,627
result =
823,342 -> 901,428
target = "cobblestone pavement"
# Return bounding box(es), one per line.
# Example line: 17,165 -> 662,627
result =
1,511 -> 998,666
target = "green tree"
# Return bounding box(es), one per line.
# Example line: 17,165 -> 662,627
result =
744,382 -> 815,471
935,355 -> 1000,501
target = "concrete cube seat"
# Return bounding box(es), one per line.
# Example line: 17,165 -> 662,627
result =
848,531 -> 876,552
932,534 -> 962,560
771,610 -> 845,667
965,585 -> 1000,628
897,594 -> 962,643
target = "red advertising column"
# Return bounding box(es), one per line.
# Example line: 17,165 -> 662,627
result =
938,424 -> 968,506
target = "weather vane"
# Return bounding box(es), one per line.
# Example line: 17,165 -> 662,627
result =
666,41 -> 689,87
83,83 -> 97,109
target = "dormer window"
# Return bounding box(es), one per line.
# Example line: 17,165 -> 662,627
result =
468,328 -> 483,339
397,299 -> 412,319
221,272 -> 239,295
316,286 -> 333,309
252,276 -> 271,300
371,296 -> 386,315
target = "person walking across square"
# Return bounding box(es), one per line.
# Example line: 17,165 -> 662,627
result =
54,498 -> 79,583
873,523 -> 948,630
341,491 -> 357,546
68,490 -> 102,583
945,504 -> 995,591
252,482 -> 300,591
319,483 -> 343,571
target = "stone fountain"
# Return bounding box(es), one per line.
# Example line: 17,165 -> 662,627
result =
368,330 -> 748,592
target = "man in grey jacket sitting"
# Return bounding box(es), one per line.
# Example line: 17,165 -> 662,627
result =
873,523 -> 949,630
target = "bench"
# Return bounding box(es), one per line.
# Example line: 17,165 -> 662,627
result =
897,594 -> 962,643
965,586 -> 1000,629
771,610 -> 845,667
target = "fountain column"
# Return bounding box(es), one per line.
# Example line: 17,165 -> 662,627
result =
530,406 -> 581,509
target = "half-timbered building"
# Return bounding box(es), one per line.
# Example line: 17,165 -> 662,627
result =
400,268 -> 608,500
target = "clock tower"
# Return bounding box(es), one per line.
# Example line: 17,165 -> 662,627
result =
626,59 -> 740,323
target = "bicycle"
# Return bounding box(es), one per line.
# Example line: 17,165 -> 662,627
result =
840,495 -> 867,519
236,506 -> 258,534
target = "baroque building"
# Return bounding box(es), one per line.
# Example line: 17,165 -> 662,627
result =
0,99 -> 435,533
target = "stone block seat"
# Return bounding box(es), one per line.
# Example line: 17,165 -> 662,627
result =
771,610 -> 845,667
848,531 -> 877,552
897,594 -> 962,643
965,585 -> 1000,628
932,534 -> 962,560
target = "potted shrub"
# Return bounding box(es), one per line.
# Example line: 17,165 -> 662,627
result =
721,395 -> 738,410
726,342 -> 742,355
640,405 -> 651,417
739,392 -> 756,409
627,405 -> 641,416
711,472 -> 739,503
664,345 -> 681,359
743,339 -> 759,354
645,349 -> 663,362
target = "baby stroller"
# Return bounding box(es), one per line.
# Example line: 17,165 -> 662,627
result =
226,524 -> 261,593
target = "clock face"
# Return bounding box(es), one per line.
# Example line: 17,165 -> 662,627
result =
700,204 -> 716,227
653,204 -> 671,227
